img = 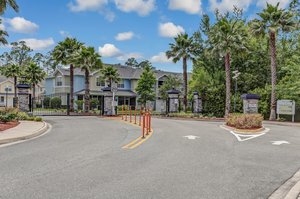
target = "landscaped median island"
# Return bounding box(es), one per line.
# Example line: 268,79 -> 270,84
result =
224,113 -> 265,134
0,108 -> 43,132
0,108 -> 48,145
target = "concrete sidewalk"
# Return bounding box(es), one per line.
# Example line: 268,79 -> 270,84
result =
0,121 -> 49,145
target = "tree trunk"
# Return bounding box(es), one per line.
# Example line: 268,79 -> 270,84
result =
225,52 -> 231,117
84,69 -> 90,113
14,76 -> 17,98
183,57 -> 188,112
269,32 -> 277,121
70,64 -> 74,112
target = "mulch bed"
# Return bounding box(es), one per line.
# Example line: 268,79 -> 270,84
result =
0,121 -> 20,132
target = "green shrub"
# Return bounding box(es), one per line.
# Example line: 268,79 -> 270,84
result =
34,117 -> 43,122
43,97 -> 51,108
51,97 -> 62,109
90,99 -> 99,109
0,113 -> 17,123
27,117 -> 35,121
226,113 -> 263,129
75,100 -> 84,111
16,112 -> 30,120
0,108 -> 19,115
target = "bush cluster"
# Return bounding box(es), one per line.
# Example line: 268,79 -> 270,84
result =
0,108 -> 43,123
226,113 -> 263,129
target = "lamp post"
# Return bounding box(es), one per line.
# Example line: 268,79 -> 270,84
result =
233,70 -> 241,113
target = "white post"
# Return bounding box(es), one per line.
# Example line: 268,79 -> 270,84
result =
292,114 -> 295,123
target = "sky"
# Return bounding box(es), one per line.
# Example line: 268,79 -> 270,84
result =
0,0 -> 292,72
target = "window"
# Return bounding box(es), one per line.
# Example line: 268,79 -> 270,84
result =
117,80 -> 125,89
4,86 -> 12,92
158,81 -> 164,88
96,77 -> 105,87
56,76 -> 63,86
0,96 -> 4,103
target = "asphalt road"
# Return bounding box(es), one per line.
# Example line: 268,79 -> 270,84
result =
0,116 -> 299,199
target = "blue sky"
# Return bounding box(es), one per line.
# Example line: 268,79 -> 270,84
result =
0,0 -> 291,72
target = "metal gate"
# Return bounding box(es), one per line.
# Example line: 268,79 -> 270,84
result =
32,93 -> 70,116
32,93 -> 104,116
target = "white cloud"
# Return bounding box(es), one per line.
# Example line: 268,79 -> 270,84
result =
68,0 -> 108,12
0,23 -> 5,30
99,43 -> 122,57
59,30 -> 72,38
114,0 -> 155,16
117,52 -> 143,61
150,52 -> 172,63
6,17 -> 38,34
102,9 -> 116,22
256,0 -> 291,9
19,38 -> 55,50
168,0 -> 202,14
159,22 -> 185,38
209,0 -> 252,13
115,31 -> 135,41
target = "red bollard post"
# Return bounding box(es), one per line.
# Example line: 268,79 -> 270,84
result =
142,112 -> 145,139
125,106 -> 127,121
130,107 -> 132,123
148,111 -> 151,134
146,111 -> 150,135
139,109 -> 142,126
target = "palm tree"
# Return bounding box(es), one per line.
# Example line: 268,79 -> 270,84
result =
251,3 -> 297,120
74,46 -> 102,112
24,63 -> 46,103
0,19 -> 8,45
0,64 -> 20,100
51,38 -> 83,112
166,33 -> 198,112
0,0 -> 19,14
101,66 -> 120,88
206,13 -> 248,116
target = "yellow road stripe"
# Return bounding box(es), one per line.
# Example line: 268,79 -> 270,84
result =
128,129 -> 153,149
104,116 -> 154,150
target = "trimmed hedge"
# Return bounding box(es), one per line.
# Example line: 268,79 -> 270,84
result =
0,113 -> 17,123
226,113 -> 263,129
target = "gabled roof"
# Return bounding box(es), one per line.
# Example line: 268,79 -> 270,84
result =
0,76 -> 13,84
47,64 -> 188,80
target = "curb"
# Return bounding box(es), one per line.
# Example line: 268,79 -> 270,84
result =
269,169 -> 300,199
151,116 -> 224,122
222,125 -> 266,134
220,124 -> 267,135
263,121 -> 300,127
0,121 -> 49,145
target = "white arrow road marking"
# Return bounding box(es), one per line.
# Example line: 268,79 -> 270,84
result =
220,125 -> 270,142
271,141 -> 290,145
183,135 -> 200,140
229,130 -> 268,142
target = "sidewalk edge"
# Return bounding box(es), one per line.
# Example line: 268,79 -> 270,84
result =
269,168 -> 300,199
0,121 -> 49,145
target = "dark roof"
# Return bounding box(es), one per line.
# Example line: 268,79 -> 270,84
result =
241,94 -> 260,100
17,84 -> 30,89
0,75 -> 13,83
75,89 -> 137,97
47,64 -> 189,80
167,88 -> 181,94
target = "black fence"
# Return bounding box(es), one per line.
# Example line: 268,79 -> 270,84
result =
32,93 -> 106,116
32,93 -> 70,116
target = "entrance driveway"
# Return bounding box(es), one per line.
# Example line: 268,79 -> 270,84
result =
0,116 -> 299,199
